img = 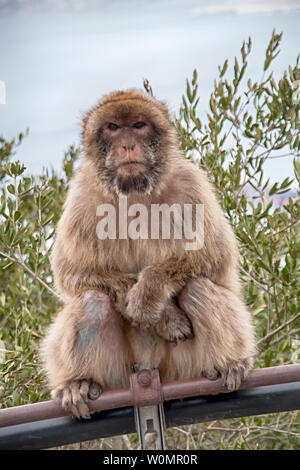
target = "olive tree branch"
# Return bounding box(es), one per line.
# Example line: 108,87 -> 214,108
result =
0,249 -> 59,300
256,311 -> 300,346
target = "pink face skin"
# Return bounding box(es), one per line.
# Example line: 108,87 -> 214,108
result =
101,118 -> 154,178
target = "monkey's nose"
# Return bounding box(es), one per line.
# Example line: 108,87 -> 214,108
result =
122,144 -> 135,152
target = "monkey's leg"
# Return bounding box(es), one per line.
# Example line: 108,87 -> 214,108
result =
40,290 -> 131,418
169,277 -> 256,390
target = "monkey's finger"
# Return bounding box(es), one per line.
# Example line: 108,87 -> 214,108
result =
70,404 -> 82,419
167,333 -> 190,345
61,387 -> 72,410
78,379 -> 90,402
184,325 -> 194,340
222,373 -> 240,391
69,381 -> 83,402
74,400 -> 91,419
222,360 -> 250,391
178,333 -> 188,341
69,400 -> 90,420
69,382 -> 92,419
51,387 -> 64,402
122,310 -> 134,323
131,320 -> 146,329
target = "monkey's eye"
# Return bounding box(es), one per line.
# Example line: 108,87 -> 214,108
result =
107,123 -> 119,131
133,121 -> 146,129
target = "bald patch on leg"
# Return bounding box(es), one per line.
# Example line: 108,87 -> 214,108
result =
77,291 -> 111,352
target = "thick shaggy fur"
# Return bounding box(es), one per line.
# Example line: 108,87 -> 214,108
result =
41,90 -> 255,418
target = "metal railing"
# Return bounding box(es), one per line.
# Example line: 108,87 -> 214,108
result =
0,364 -> 299,449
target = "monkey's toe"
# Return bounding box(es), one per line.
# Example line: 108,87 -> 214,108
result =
88,382 -> 102,400
52,379 -> 102,419
221,358 -> 253,391
203,369 -> 219,380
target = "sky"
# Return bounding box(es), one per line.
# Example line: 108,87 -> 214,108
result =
0,0 -> 299,183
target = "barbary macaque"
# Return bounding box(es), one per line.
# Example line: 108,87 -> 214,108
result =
41,89 -> 255,418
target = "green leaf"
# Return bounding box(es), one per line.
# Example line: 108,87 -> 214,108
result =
14,210 -> 21,222
268,182 -> 279,196
220,59 -> 228,78
7,184 -> 15,195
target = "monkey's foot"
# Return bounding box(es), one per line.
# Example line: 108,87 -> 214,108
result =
51,379 -> 102,419
156,301 -> 194,346
221,358 -> 253,391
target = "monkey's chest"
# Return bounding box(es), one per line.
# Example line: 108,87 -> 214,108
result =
103,237 -> 183,273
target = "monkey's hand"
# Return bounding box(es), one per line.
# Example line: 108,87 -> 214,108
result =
155,298 -> 194,345
123,268 -> 170,329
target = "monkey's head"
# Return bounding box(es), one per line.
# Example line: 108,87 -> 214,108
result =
82,90 -> 175,194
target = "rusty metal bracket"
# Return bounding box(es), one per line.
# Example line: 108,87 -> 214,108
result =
130,365 -> 166,450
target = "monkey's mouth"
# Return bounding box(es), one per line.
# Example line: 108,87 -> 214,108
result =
113,161 -> 151,194
117,161 -> 146,168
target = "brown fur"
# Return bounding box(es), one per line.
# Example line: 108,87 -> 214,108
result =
40,89 -> 256,417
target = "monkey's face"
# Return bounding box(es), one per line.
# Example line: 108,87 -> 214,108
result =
98,116 -> 162,194
83,90 -> 173,194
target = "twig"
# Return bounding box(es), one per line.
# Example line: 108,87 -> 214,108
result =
266,328 -> 300,349
239,265 -> 269,293
0,250 -> 59,300
269,219 -> 300,238
257,311 -> 300,346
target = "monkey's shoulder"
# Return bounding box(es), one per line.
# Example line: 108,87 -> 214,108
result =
161,160 -> 219,208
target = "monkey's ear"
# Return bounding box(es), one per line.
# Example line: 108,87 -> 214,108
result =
81,109 -> 92,143
81,111 -> 90,134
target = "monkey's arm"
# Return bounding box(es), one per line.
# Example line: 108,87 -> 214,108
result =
51,194 -> 138,309
67,269 -> 137,311
123,254 -> 204,329
124,212 -> 239,329
52,250 -> 137,309
56,262 -> 137,311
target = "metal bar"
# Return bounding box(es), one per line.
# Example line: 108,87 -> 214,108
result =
0,388 -> 132,428
0,364 -> 299,428
131,365 -> 166,450
0,382 -> 299,450
134,403 -> 166,450
0,407 -> 135,450
162,363 -> 300,401
164,381 -> 300,427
